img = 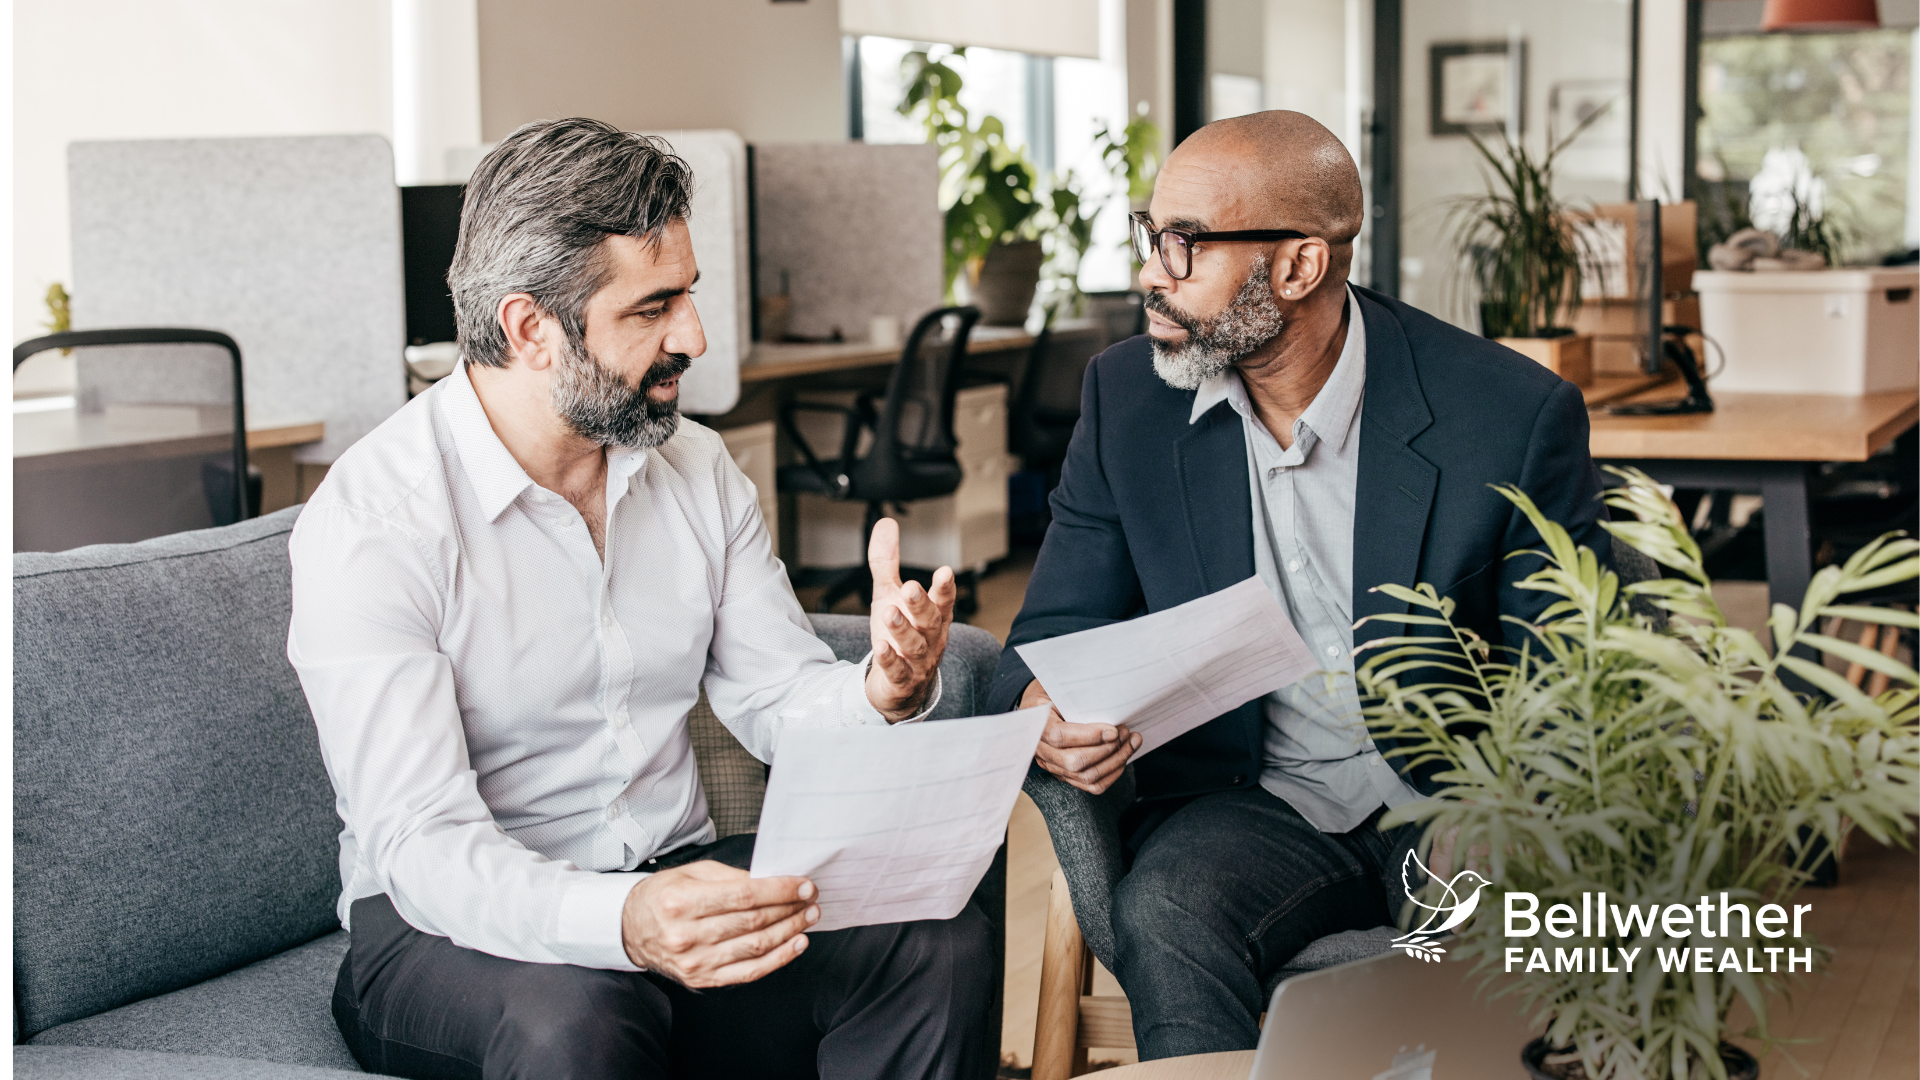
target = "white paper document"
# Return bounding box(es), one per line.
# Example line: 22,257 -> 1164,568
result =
1013,576 -> 1318,755
749,707 -> 1049,932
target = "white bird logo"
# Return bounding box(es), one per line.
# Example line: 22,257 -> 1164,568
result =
1391,849 -> 1493,963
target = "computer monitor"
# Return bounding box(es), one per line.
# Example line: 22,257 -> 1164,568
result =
1633,199 -> 1662,376
400,184 -> 465,347
1609,199 -> 1713,415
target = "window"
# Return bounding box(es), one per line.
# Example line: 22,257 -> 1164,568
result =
849,35 -> 1137,293
1697,29 -> 1915,263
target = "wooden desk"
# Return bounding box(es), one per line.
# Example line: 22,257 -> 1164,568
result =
739,324 -> 1038,383
14,402 -> 325,472
1587,388 -> 1919,613
1092,1051 -> 1254,1079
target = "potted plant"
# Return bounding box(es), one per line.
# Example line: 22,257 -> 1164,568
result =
1693,177 -> 1913,396
897,49 -> 1158,326
1446,125 -> 1607,385
1357,468 -> 1918,1080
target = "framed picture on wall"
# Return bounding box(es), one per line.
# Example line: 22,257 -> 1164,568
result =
1549,79 -> 1629,180
1430,40 -> 1527,137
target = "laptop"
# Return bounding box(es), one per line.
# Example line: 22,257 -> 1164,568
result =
1248,950 -> 1539,1079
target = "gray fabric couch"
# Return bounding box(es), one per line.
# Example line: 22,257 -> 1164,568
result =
14,505 -> 1008,1078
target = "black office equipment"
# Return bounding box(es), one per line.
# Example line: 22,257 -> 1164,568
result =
778,306 -> 982,613
13,328 -> 257,552
400,184 -> 465,347
1610,199 -> 1713,416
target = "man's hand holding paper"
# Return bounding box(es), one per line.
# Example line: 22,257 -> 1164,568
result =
1016,577 -> 1318,792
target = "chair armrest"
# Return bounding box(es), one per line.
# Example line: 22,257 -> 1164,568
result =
778,401 -> 859,497
1022,766 -> 1136,972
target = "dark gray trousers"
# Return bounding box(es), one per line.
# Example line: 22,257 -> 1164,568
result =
332,835 -> 995,1080
1109,788 -> 1420,1059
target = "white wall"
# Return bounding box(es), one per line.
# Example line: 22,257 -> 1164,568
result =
392,0 -> 483,185
12,1 -> 394,348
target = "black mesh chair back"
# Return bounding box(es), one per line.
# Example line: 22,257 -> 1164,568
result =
851,306 -> 982,498
1010,321 -> 1103,469
13,328 -> 251,553
1083,290 -> 1146,348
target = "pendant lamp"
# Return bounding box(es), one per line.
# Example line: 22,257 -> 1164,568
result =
1759,0 -> 1881,31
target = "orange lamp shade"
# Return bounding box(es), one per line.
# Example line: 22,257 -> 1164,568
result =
1760,0 -> 1881,31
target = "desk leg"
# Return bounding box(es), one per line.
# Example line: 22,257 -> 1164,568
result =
1758,463 -> 1816,615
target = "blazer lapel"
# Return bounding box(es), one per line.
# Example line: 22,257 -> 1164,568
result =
1172,402 -> 1255,596
1350,288 -> 1439,646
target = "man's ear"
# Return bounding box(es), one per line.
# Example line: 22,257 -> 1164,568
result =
1274,239 -> 1333,301
497,293 -> 558,371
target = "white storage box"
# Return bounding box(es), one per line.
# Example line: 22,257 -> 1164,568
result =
1691,268 -> 1918,395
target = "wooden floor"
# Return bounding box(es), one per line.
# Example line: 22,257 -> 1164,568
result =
821,553 -> 1919,1074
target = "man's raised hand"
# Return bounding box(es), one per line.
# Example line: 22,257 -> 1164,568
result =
865,517 -> 955,721
621,861 -> 819,988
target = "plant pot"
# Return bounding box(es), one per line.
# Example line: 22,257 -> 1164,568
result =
1521,1037 -> 1758,1080
1496,333 -> 1594,386
969,240 -> 1045,326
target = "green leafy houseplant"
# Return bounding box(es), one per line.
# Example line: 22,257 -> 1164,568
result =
1446,120 -> 1608,339
897,48 -> 1159,316
1357,468 -> 1919,1080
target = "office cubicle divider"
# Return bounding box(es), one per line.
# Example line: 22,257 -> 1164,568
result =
67,135 -> 408,466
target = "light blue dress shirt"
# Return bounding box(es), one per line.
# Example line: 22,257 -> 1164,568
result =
1187,285 -> 1422,833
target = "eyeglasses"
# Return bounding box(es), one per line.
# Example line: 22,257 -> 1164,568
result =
1128,211 -> 1309,281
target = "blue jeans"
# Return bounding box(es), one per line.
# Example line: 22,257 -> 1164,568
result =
1109,787 -> 1419,1059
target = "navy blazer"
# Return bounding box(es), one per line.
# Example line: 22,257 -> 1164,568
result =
989,285 -> 1609,803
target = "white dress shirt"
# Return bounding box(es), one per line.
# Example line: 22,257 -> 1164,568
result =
1189,285 -> 1421,832
288,362 -> 929,971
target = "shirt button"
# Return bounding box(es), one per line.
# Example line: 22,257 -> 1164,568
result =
604,805 -> 618,820
1325,644 -> 1341,658
600,610 -> 613,627
1287,559 -> 1301,573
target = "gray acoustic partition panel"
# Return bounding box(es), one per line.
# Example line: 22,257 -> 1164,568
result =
753,143 -> 943,341
68,135 -> 408,463
640,130 -> 748,416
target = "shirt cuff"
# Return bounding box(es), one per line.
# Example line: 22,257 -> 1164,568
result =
849,651 -> 943,725
555,870 -> 649,971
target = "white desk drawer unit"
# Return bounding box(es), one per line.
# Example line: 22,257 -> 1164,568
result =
794,382 -> 1010,575
718,421 -> 778,538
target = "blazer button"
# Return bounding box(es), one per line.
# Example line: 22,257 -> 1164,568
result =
1229,774 -> 1247,785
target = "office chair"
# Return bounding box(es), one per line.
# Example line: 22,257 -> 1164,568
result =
778,306 -> 982,614
1009,322 -> 1103,479
1081,289 -> 1146,346
13,328 -> 258,553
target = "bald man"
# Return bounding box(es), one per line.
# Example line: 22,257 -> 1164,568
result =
988,112 -> 1608,1056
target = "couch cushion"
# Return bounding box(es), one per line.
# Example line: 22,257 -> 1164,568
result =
15,1047 -> 363,1079
13,507 -> 342,1038
28,932 -> 359,1073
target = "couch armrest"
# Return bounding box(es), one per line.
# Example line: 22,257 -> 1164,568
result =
804,614 -> 1001,721
1021,766 -> 1135,972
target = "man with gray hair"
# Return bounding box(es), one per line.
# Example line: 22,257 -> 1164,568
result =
289,118 -> 992,1079
990,111 -> 1608,1057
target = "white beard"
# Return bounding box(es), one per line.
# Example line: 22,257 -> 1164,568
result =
1147,256 -> 1286,391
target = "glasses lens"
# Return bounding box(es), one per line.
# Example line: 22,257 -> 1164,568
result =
1129,218 -> 1152,265
1160,232 -> 1192,279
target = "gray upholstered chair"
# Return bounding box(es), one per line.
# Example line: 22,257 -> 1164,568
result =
1025,542 -> 1668,1078
14,506 -> 1008,1079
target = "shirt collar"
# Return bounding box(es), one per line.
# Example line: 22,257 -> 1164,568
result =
1187,284 -> 1368,454
441,361 -> 538,522
440,362 -> 654,524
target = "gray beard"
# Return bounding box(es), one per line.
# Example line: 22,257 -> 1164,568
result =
550,338 -> 686,449
1149,257 -> 1287,391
